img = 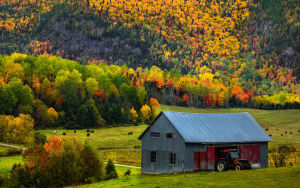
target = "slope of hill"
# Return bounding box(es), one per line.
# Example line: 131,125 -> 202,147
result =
0,1 -> 299,132
0,1 -> 299,77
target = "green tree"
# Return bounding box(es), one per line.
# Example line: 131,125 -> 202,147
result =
0,86 -> 17,114
86,77 -> 99,97
137,87 -> 147,105
105,159 -> 118,180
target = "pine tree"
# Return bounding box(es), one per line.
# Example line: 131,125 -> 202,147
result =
105,159 -> 118,180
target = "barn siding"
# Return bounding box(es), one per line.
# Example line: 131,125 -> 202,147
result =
260,142 -> 268,168
141,114 -> 186,173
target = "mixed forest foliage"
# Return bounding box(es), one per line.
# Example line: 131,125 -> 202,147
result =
0,53 -> 299,131
0,0 -> 299,129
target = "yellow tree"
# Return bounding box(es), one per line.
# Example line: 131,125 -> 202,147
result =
150,98 -> 160,116
140,104 -> 152,123
129,107 -> 138,124
47,107 -> 58,125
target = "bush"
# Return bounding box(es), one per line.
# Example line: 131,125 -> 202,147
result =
10,136 -> 104,187
34,132 -> 47,145
0,148 -> 22,157
81,143 -> 104,183
270,144 -> 296,167
0,174 -> 12,187
105,159 -> 118,180
8,148 -> 23,156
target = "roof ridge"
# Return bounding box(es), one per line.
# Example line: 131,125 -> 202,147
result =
162,110 -> 250,115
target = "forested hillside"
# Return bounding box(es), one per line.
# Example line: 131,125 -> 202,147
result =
0,1 -> 299,130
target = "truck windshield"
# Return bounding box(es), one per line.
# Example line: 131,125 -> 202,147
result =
229,152 -> 239,158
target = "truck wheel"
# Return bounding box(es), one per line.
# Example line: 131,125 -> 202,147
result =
235,163 -> 243,170
216,160 -> 227,172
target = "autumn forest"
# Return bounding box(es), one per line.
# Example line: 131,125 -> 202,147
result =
0,0 -> 299,132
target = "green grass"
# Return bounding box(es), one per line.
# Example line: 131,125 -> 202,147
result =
0,155 -> 22,175
77,166 -> 300,188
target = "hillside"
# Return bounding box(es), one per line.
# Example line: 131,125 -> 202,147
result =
0,1 -> 299,82
0,1 -> 300,136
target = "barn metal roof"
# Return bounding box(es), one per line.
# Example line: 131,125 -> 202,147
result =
141,111 -> 271,143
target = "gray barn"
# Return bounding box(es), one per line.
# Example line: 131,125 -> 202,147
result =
139,111 -> 272,174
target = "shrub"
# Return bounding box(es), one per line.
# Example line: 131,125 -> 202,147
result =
10,163 -> 50,188
0,148 -> 22,157
8,148 -> 23,156
270,144 -> 296,167
81,143 -> 104,183
10,136 -> 104,187
34,132 -> 47,145
0,174 -> 12,187
105,159 -> 118,180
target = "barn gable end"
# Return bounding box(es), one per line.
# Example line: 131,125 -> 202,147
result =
140,113 -> 186,173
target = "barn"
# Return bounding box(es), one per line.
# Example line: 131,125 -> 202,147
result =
139,111 -> 272,174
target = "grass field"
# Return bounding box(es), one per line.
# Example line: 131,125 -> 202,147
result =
0,156 -> 22,175
38,105 -> 300,166
77,166 -> 300,188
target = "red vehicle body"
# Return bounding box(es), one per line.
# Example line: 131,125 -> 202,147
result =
215,149 -> 251,171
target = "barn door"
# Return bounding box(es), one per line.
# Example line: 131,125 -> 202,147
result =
194,152 -> 200,170
200,151 -> 207,170
207,147 -> 215,170
240,145 -> 260,163
195,151 -> 208,170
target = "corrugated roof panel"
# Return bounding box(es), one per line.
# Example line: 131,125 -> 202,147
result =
162,111 -> 271,143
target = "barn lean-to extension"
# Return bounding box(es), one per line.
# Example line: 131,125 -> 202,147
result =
139,111 -> 272,174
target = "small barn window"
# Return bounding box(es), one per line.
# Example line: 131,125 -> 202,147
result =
150,151 -> 157,163
166,133 -> 176,138
150,132 -> 160,138
169,152 -> 176,164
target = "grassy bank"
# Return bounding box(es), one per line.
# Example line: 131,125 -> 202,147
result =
77,165 -> 300,188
